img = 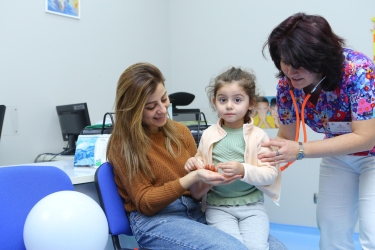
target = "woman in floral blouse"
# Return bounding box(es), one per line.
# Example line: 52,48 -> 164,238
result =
260,12 -> 375,249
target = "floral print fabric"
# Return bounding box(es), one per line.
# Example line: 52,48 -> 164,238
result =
276,48 -> 375,156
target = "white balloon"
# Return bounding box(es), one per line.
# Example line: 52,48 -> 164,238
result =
23,191 -> 108,250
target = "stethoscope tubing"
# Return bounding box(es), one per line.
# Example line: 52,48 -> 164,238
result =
280,76 -> 326,171
280,91 -> 310,171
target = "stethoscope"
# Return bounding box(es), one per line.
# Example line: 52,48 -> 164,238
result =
280,76 -> 326,171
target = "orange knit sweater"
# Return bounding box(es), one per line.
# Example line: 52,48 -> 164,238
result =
108,121 -> 197,216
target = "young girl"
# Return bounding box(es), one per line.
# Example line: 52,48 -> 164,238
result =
185,67 -> 281,250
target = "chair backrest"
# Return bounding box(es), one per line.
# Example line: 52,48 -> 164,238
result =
168,92 -> 195,108
169,92 -> 201,121
0,165 -> 74,250
168,92 -> 209,145
0,105 -> 5,140
95,161 -> 133,249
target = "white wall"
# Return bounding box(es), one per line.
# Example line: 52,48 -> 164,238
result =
0,0 -> 171,165
170,0 -> 374,123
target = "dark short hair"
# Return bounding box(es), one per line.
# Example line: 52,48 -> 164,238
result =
270,98 -> 276,107
263,13 -> 345,91
256,96 -> 269,104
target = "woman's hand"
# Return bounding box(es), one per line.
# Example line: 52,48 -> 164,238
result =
195,169 -> 241,186
187,169 -> 241,199
185,168 -> 242,199
258,138 -> 300,165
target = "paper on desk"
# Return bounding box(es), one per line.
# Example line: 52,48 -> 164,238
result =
94,135 -> 110,166
74,134 -> 111,168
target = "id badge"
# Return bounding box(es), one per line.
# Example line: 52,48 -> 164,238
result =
329,122 -> 352,134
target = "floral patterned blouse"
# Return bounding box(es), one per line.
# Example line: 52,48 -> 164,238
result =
276,48 -> 375,156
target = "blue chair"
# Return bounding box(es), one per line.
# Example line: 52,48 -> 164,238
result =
0,165 -> 74,250
95,162 -> 144,250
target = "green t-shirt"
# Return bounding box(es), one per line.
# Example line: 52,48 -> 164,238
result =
207,125 -> 263,206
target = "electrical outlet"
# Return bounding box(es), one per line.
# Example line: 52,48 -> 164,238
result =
314,193 -> 318,204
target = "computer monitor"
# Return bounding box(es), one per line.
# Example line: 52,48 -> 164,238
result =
56,103 -> 91,155
0,105 -> 5,141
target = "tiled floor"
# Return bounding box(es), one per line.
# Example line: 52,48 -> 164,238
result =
116,223 -> 361,250
270,223 -> 361,250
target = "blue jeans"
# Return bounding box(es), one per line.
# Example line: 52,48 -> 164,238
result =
128,196 -> 286,250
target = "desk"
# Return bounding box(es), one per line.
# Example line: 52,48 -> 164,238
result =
34,154 -> 75,163
5,160 -> 96,185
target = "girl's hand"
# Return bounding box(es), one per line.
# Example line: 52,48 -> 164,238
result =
184,157 -> 204,172
217,161 -> 244,177
258,138 -> 300,165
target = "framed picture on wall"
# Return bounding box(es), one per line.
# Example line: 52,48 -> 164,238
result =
252,96 -> 280,129
45,0 -> 80,19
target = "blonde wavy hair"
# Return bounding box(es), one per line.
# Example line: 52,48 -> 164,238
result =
107,62 -> 182,183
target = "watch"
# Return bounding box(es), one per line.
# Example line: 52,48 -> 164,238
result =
296,142 -> 305,160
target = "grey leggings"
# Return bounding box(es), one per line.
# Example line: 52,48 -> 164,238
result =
206,201 -> 270,250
